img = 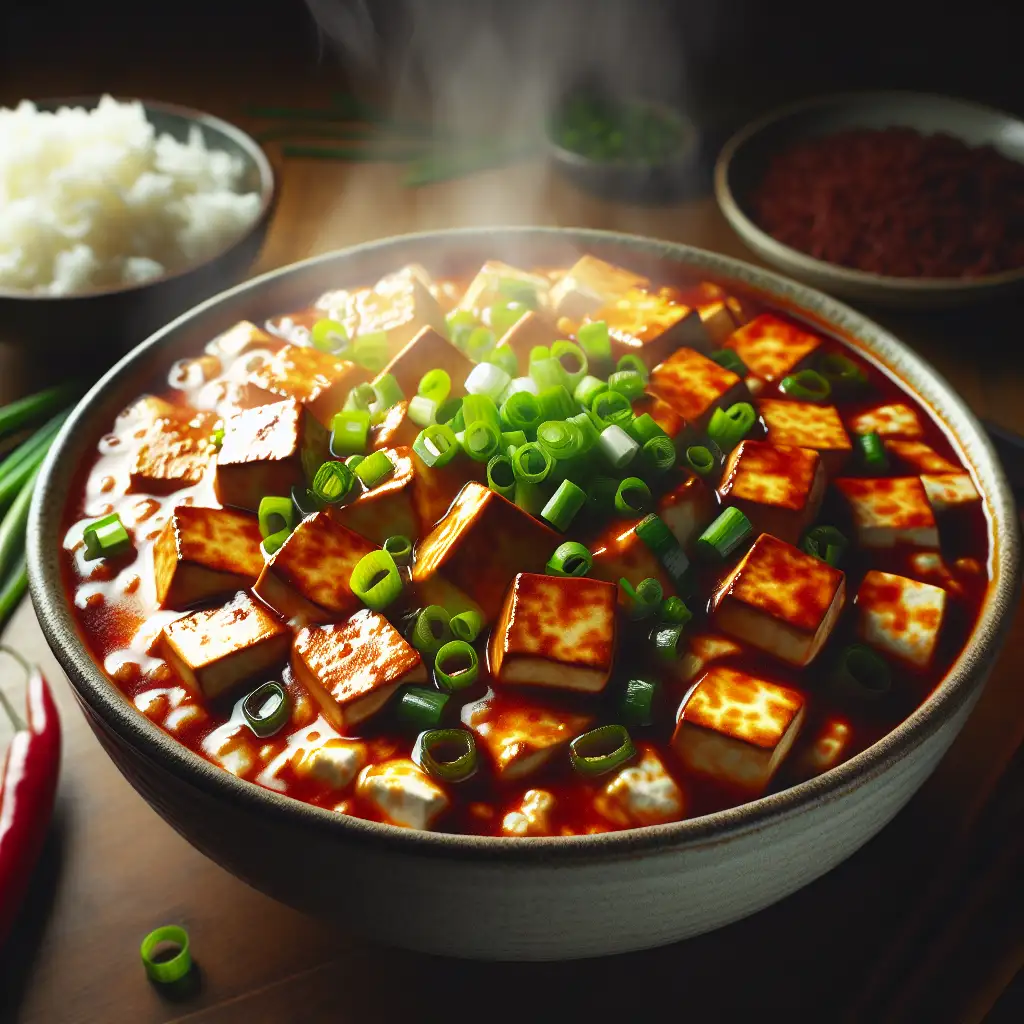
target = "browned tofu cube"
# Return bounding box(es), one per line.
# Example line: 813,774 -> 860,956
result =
856,570 -> 946,669
834,477 -> 939,548
718,440 -> 825,546
549,255 -> 649,320
292,609 -> 426,729
153,505 -> 264,609
369,401 -> 421,452
631,392 -> 688,448
495,310 -> 559,368
252,511 -> 377,624
215,399 -> 327,512
489,573 -> 618,694
673,665 -> 806,796
457,260 -> 552,317
589,518 -> 673,594
407,448 -> 486,533
411,482 -> 559,621
758,399 -> 852,474
207,319 -> 284,360
158,591 -> 289,700
883,440 -> 959,474
723,313 -> 822,382
330,447 -> 418,545
593,746 -> 685,828
374,326 -> 474,399
673,633 -> 745,685
649,347 -> 748,432
921,473 -> 980,513
657,474 -> 718,551
128,408 -> 218,494
710,533 -> 846,667
350,265 -> 449,357
792,716 -> 856,780
246,345 -> 368,429
848,402 -> 924,440
462,690 -> 593,780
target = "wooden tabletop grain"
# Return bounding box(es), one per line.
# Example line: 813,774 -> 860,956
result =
1,66 -> 1023,1024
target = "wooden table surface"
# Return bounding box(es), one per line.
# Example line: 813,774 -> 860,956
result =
1,67 -> 1023,1024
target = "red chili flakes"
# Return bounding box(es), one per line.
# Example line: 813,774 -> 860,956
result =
749,127 -> 1024,278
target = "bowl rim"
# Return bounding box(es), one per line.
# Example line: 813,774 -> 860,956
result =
0,95 -> 277,303
714,89 -> 1024,293
27,225 -> 1023,865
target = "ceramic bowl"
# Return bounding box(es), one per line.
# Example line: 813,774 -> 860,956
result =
27,228 -> 1021,961
714,91 -> 1024,309
0,97 -> 276,370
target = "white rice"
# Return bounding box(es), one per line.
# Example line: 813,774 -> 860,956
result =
0,95 -> 263,296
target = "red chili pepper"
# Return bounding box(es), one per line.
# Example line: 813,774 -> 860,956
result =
0,646 -> 61,945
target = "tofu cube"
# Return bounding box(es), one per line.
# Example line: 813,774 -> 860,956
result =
856,570 -> 946,669
549,255 -> 649,320
710,533 -> 846,667
672,633 -> 745,685
718,440 -> 825,546
501,789 -> 556,837
368,401 -> 421,452
723,313 -> 822,382
594,746 -> 685,828
356,759 -> 449,830
677,280 -> 741,344
589,517 -> 673,594
411,482 -> 559,621
295,739 -> 368,791
128,409 -> 218,493
253,512 -> 377,624
883,440 -> 959,474
657,474 -> 718,551
848,402 -> 925,440
215,399 -> 327,512
495,310 -> 559,368
246,345 -> 368,429
649,347 -> 748,432
292,609 -> 426,729
158,591 -> 289,700
631,392 -> 687,448
330,447 -> 418,545
907,551 -> 967,596
794,716 -> 855,780
758,399 -> 852,474
672,665 -> 806,795
345,266 -> 448,358
457,260 -> 552,317
834,477 -> 939,548
207,319 -> 284,360
592,286 -> 713,369
374,326 -> 475,399
408,448 -> 486,533
921,473 -> 980,513
153,504 -> 264,609
489,573 -> 618,694
462,690 -> 593,780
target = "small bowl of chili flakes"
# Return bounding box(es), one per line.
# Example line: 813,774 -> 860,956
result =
714,91 -> 1024,308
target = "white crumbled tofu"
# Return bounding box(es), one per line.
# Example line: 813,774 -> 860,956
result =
883,440 -> 959,474
356,759 -> 449,831
673,665 -> 806,796
295,739 -> 367,791
594,746 -> 684,828
672,633 -> 745,685
856,570 -> 947,669
710,533 -> 846,667
723,313 -> 821,382
848,402 -> 924,439
834,477 -> 939,548
501,789 -> 556,837
921,473 -> 980,512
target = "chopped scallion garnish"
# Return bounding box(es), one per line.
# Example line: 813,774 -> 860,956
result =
625,413 -> 666,446
433,640 -> 480,692
616,353 -> 649,380
800,524 -> 848,567
486,453 -> 516,498
411,605 -> 452,657
417,368 -> 451,404
696,506 -> 753,562
395,686 -> 450,732
708,348 -> 747,377
486,345 -> 519,379
352,330 -> 389,371
355,450 -> 395,488
818,352 -> 868,392
550,340 -> 588,392
707,401 -> 757,453
607,370 -> 645,401
599,424 -> 640,470
650,622 -> 685,660
446,309 -> 477,348
620,677 -> 659,727
635,513 -> 696,595
500,390 -> 543,435
619,576 -> 662,620
372,373 -> 405,412
257,496 -> 295,540
463,420 -> 501,462
547,540 -> 593,577
465,361 -> 511,401
779,369 -> 831,402
541,478 -> 587,531
537,419 -> 585,463
82,512 -> 132,560
349,549 -> 403,610
833,644 -> 891,699
685,444 -> 715,476
242,681 -> 290,738
614,476 -> 652,515
413,728 -> 478,782
311,461 -> 354,506
569,724 -> 635,777
408,394 -> 438,427
642,435 -> 676,475
537,384 -> 576,422
383,534 -> 413,565
330,410 -> 371,457
577,320 -> 611,366
591,389 -> 633,428
311,318 -> 349,354
856,431 -> 888,470
449,609 -> 484,643
465,326 -> 496,362
413,424 -> 459,468
659,596 -> 692,626
261,527 -> 291,557
574,374 -> 609,410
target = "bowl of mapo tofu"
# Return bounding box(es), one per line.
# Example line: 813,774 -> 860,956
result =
29,228 -> 1020,959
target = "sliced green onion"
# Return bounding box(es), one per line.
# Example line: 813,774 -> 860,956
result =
650,622 -> 685,661
537,385 -> 576,422
819,352 -> 868,391
619,576 -> 662,620
498,277 -> 540,306
311,318 -> 349,353
620,678 -> 659,728
140,925 -> 192,985
567,411 -> 601,451
446,309 -> 477,348
512,442 -> 553,483
537,420 -> 584,463
435,396 -> 463,427
413,728 -> 478,782
350,549 -> 403,610
486,346 -> 519,379
242,681 -> 290,738
607,370 -> 645,401
530,356 -> 568,392
417,368 -> 451,404
465,362 -> 511,401
352,330 -> 389,372
709,348 -> 748,377
330,410 -> 371,457
257,496 -> 295,540
466,327 -> 496,362
355,450 -> 395,488
433,640 -> 480,692
395,686 -> 450,731
551,340 -> 588,392
833,644 -> 891,699
503,376 -> 540,399
780,369 -> 831,402
487,453 -> 516,498
587,476 -> 620,515
500,390 -> 543,435
372,373 -> 405,412
345,454 -> 365,471
696,506 -> 753,562
462,393 -> 501,434
411,605 -> 452,656
635,514 -> 696,595
383,534 -> 413,565
311,461 -> 354,505
577,320 -> 611,366
408,395 -> 438,427
82,512 -> 132,560
707,402 -> 757,453
344,382 -> 376,413
599,424 -> 639,470
660,596 -> 692,626
614,477 -> 652,515
642,435 -> 676,475
463,421 -> 501,462
528,345 -> 550,366
413,424 -> 459,468
292,485 -> 320,519
625,413 -> 667,446
591,389 -> 633,427
801,524 -> 849,568
616,353 -> 649,380
489,300 -> 528,336
574,374 -> 609,410
856,431 -> 888,470
501,429 -> 528,453
541,478 -> 587,531
449,609 -> 484,643
209,426 -> 225,450
261,527 -> 291,557
685,445 -> 716,476
569,724 -> 635,777
547,541 -> 593,577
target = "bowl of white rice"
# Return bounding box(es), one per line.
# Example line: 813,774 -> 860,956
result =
0,95 -> 275,365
